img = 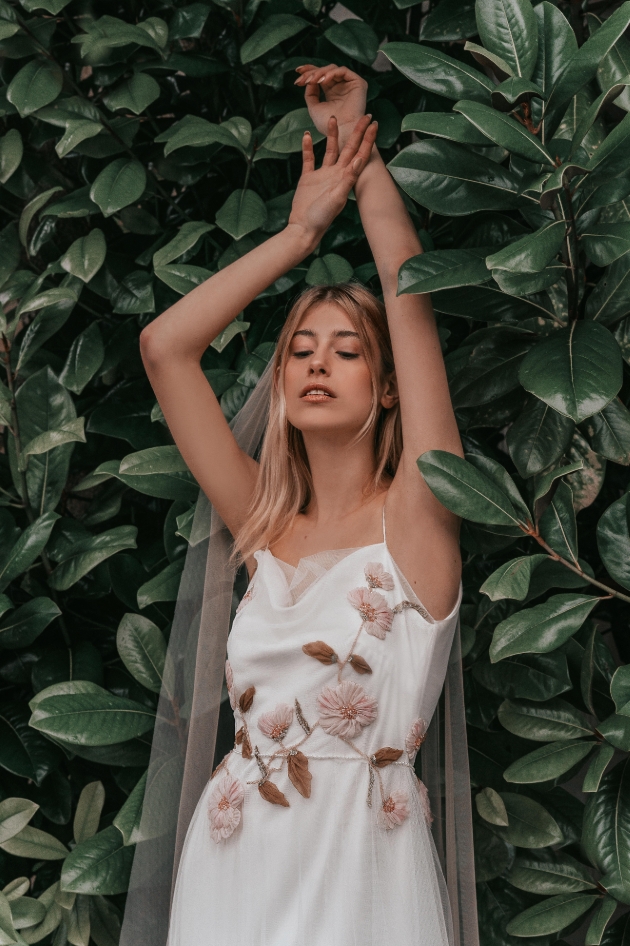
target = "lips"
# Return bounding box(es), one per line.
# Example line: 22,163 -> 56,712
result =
300,384 -> 335,402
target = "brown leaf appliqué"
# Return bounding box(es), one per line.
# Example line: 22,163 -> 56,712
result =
241,730 -> 252,759
371,747 -> 404,768
302,641 -> 338,665
258,780 -> 290,807
348,653 -> 372,675
287,750 -> 312,798
239,686 -> 255,713
235,727 -> 243,745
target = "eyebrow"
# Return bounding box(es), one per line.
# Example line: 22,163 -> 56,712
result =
293,329 -> 360,339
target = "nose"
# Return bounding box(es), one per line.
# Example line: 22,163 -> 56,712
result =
308,349 -> 330,375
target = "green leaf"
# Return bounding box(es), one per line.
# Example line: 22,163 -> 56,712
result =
518,321 -> 623,422
7,59 -> 62,118
532,3 -> 577,95
582,223 -> 630,267
10,896 -> 46,932
586,112 -> 630,184
59,323 -> 104,395
210,317 -> 250,353
90,158 -> 146,218
476,786 -> 509,826
59,228 -> 106,283
112,271 -> 154,315
493,792 -> 564,847
571,82 -> 630,157
503,739 -> 596,784
587,254 -> 630,326
29,686 -> 155,746
103,74 -> 160,115
153,221 -> 214,269
596,493 -> 630,591
73,781 -> 105,844
0,798 -> 39,845
55,119 -> 102,159
383,42 -> 494,102
0,598 -> 59,650
48,525 -> 138,591
419,0 -> 477,42
119,445 -> 188,476
611,666 -> 630,715
20,417 -> 86,470
18,186 -> 63,247
137,559 -> 184,609
112,771 -> 146,845
116,614 -> 166,692
499,697 -> 593,742
417,449 -> 525,526
261,108 -> 324,153
215,189 -> 267,240
490,594 -> 600,662
305,253 -> 353,286
539,481 -> 578,564
582,758 -> 630,905
582,744 -> 615,793
486,221 -> 565,274
398,248 -> 489,294
240,14 -> 308,64
0,511 -> 59,593
507,396 -> 575,478
388,140 -> 521,215
508,849 -> 597,895
154,263 -> 213,295
61,825 -> 134,895
455,100 -> 553,166
491,77 -> 545,112
158,114 -> 250,156
532,460 -> 583,503
401,111 -> 491,145
475,0 -> 538,79
506,893 -> 598,936
169,4 -> 210,39
15,286 -> 78,319
324,20 -> 379,67
585,897 -> 617,946
480,555 -> 548,602
0,825 -> 67,860
0,129 -> 22,184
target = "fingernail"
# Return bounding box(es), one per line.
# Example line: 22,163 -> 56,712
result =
304,129 -> 311,136
367,113 -> 372,120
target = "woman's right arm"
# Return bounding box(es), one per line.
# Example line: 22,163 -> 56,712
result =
140,116 -> 376,540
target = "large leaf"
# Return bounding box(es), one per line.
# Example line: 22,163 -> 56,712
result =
29,685 -> 155,746
507,396 -> 575,478
58,323 -> 104,395
112,771 -> 146,845
539,481 -> 578,564
153,221 -> 214,268
0,511 -> 59,592
324,20 -> 379,67
0,825 -> 67,860
401,111 -> 491,145
475,0 -> 538,79
73,781 -> 105,844
0,702 -> 61,784
518,321 -> 623,422
7,60 -> 63,118
503,739 -> 596,784
597,493 -> 630,591
215,189 -> 267,240
492,792 -> 564,847
506,893 -> 598,936
0,598 -> 60,649
584,398 -> 630,464
582,759 -> 630,905
490,594 -> 600,662
102,73 -> 160,115
486,221 -> 565,274
48,525 -> 138,590
0,798 -> 39,845
261,108 -> 324,153
383,42 -> 494,102
89,158 -> 146,218
532,3 -> 577,95
508,849 -> 596,896
498,697 -> 593,743
417,450 -> 525,526
582,223 -> 630,267
240,14 -> 308,64
116,614 -> 166,693
455,100 -> 553,166
388,140 -> 522,215
398,249 -> 489,294
59,229 -> 106,283
480,554 -> 548,602
586,254 -> 630,326
61,825 -> 134,895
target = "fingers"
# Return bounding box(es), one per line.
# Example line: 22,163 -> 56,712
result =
350,120 -> 378,176
322,116 -> 340,167
337,114 -> 374,168
301,130 -> 315,175
295,63 -> 338,85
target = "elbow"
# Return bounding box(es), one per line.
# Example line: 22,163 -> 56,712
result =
139,323 -> 169,372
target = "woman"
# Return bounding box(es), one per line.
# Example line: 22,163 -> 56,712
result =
140,65 -> 464,946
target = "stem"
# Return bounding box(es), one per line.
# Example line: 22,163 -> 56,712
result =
561,184 -> 580,322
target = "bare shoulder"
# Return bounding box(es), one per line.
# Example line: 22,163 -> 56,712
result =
385,459 -> 461,621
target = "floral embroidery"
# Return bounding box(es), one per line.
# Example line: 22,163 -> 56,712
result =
347,587 -> 393,639
364,562 -> 394,591
317,680 -> 378,738
225,660 -> 236,711
236,586 -> 255,613
208,773 -> 244,842
377,791 -> 410,830
405,718 -> 427,759
416,778 -> 433,825
258,704 -> 293,742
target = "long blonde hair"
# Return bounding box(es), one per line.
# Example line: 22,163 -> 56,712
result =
235,283 -> 402,561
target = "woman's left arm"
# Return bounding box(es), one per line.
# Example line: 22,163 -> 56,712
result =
297,67 -> 464,617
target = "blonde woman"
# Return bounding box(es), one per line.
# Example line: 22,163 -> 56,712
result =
141,65 -> 464,946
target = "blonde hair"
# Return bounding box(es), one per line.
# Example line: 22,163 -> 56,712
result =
234,283 -> 402,561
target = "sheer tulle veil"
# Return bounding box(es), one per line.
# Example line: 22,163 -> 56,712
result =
119,361 -> 479,946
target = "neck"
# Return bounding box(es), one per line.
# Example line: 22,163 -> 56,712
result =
301,429 -> 381,525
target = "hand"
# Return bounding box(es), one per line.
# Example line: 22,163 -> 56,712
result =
287,114 -> 378,243
295,64 -> 368,147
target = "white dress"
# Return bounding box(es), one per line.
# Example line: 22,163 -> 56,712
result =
168,513 -> 462,946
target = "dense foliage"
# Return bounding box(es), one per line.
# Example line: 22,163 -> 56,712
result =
0,0 -> 629,942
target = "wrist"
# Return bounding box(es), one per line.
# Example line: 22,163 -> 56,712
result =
284,221 -> 322,257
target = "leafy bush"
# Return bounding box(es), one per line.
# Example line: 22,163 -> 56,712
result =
0,0 -> 629,943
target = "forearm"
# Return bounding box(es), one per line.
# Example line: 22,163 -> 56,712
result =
141,223 -> 317,364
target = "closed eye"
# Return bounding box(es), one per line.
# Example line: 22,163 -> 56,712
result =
338,351 -> 360,359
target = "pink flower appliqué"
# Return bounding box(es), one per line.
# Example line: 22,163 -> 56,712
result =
236,587 -> 254,613
317,680 -> 378,738
378,790 -> 410,830
416,778 -> 433,825
208,773 -> 244,842
405,718 -> 427,759
225,660 -> 236,711
364,562 -> 394,592
347,587 -> 393,640
258,703 -> 293,742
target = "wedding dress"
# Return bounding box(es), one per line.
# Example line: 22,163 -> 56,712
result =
167,508 -> 462,946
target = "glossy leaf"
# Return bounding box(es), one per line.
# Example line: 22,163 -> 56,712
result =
597,493 -> 630,591
73,781 -> 105,844
240,14 -> 308,64
0,511 -> 59,593
490,594 -> 600,662
29,685 -> 155,746
455,100 -> 553,166
518,321 -> 623,423
586,253 -> 630,326
215,189 -> 267,240
102,74 -> 160,115
90,159 -> 146,218
417,450 -> 523,526
324,20 -> 379,67
503,739 -> 596,784
61,826 -> 134,895
493,792 -> 563,847
583,744 -> 615,794
0,798 -> 39,846
476,787 -> 509,826
116,614 -> 166,692
480,555 -> 548,602
0,129 -> 22,185
112,771 -> 146,845
475,0 -> 538,79
7,60 -> 62,118
0,825 -> 67,860
48,525 -> 138,591
305,254 -> 353,286
398,249 -> 489,294
507,396 -> 575,478
261,108 -> 323,153
0,598 -> 60,649
498,697 -> 593,742
582,758 -> 630,905
506,893 -> 598,936
486,221 -> 565,274
383,42 -> 494,102
539,481 -> 578,565
59,323 -> 105,395
59,229 -> 106,283
508,849 -> 597,895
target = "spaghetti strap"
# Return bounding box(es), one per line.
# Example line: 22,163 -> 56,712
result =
381,501 -> 387,546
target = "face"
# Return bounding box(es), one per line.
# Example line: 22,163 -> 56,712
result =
282,302 -> 397,438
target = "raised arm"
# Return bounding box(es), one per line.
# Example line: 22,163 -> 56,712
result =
140,116 -> 376,544
297,66 -> 463,616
